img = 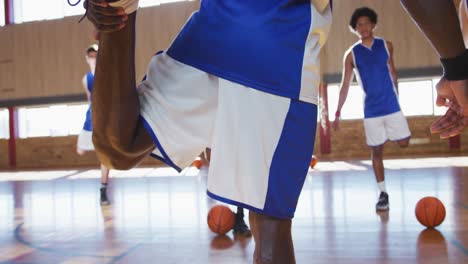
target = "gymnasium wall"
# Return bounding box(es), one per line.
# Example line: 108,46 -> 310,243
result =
0,116 -> 466,170
0,0 -> 445,103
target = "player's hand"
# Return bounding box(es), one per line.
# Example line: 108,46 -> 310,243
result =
431,101 -> 467,139
332,118 -> 340,131
85,0 -> 128,33
431,78 -> 467,138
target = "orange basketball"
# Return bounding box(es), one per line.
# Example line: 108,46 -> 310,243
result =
192,159 -> 203,169
415,197 -> 446,228
207,205 -> 235,235
310,155 -> 318,169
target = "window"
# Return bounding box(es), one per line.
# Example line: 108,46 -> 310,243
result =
18,103 -> 88,138
327,84 -> 364,120
399,80 -> 434,116
13,0 -> 85,24
140,0 -> 187,8
0,109 -> 9,139
0,0 -> 5,26
326,77 -> 447,120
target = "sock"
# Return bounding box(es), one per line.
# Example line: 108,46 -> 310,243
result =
101,182 -> 108,189
377,181 -> 386,193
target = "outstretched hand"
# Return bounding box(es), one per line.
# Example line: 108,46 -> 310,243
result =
431,78 -> 468,138
84,0 -> 128,32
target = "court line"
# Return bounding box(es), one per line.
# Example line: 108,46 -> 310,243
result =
450,238 -> 468,256
14,223 -> 115,259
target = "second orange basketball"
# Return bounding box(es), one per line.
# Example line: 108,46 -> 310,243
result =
207,205 -> 235,235
415,197 -> 446,228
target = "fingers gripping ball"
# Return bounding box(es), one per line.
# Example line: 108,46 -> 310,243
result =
207,205 -> 235,235
415,197 -> 446,228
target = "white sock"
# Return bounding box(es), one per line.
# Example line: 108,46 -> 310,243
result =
377,181 -> 386,193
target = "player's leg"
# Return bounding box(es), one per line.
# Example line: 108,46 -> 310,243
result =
250,211 -> 295,264
207,81 -> 317,263
100,164 -> 110,205
364,116 -> 389,211
233,206 -> 252,237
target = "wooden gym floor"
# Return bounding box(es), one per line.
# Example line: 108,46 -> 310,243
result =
0,157 -> 466,264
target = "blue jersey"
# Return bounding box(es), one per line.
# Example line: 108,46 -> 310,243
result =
351,38 -> 400,118
167,0 -> 332,104
83,71 -> 94,131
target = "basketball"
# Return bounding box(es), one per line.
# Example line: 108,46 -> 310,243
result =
192,159 -> 203,169
415,197 -> 446,228
310,155 -> 318,169
207,205 -> 235,235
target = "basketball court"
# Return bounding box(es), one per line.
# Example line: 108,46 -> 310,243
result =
0,157 -> 466,263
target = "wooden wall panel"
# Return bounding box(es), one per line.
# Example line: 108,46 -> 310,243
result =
315,116 -> 468,161
14,136 -> 163,169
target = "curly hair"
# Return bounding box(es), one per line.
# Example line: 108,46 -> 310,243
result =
349,7 -> 378,30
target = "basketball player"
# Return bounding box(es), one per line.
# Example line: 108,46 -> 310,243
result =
76,44 -> 111,206
401,0 -> 468,138
83,0 -> 331,263
333,7 -> 411,211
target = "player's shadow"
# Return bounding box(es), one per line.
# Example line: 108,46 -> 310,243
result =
416,228 -> 448,264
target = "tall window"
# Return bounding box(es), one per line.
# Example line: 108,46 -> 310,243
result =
399,80 -> 434,116
0,109 -> 9,139
140,0 -> 187,8
12,0 -> 188,23
327,84 -> 364,120
18,103 -> 88,138
13,0 -> 85,23
0,0 -> 5,26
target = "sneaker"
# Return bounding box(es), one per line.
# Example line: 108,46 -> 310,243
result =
100,187 -> 110,205
233,214 -> 252,237
376,192 -> 389,211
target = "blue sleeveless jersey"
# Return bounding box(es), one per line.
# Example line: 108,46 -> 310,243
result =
83,71 -> 94,131
352,38 -> 400,118
167,0 -> 332,104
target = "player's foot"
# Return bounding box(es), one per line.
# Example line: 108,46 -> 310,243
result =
233,213 -> 252,237
376,192 -> 389,211
100,187 -> 110,205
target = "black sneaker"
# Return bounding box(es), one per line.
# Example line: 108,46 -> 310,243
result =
233,214 -> 252,237
100,187 -> 110,206
376,192 -> 389,211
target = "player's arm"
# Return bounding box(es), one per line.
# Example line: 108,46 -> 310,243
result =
82,75 -> 91,101
386,41 -> 399,93
333,51 -> 354,130
400,0 -> 465,58
86,0 -> 155,170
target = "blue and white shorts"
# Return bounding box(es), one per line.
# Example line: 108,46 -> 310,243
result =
363,111 -> 411,147
138,53 -> 317,219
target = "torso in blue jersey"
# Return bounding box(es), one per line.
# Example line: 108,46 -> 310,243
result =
352,37 -> 400,118
167,0 -> 332,103
83,71 -> 94,131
